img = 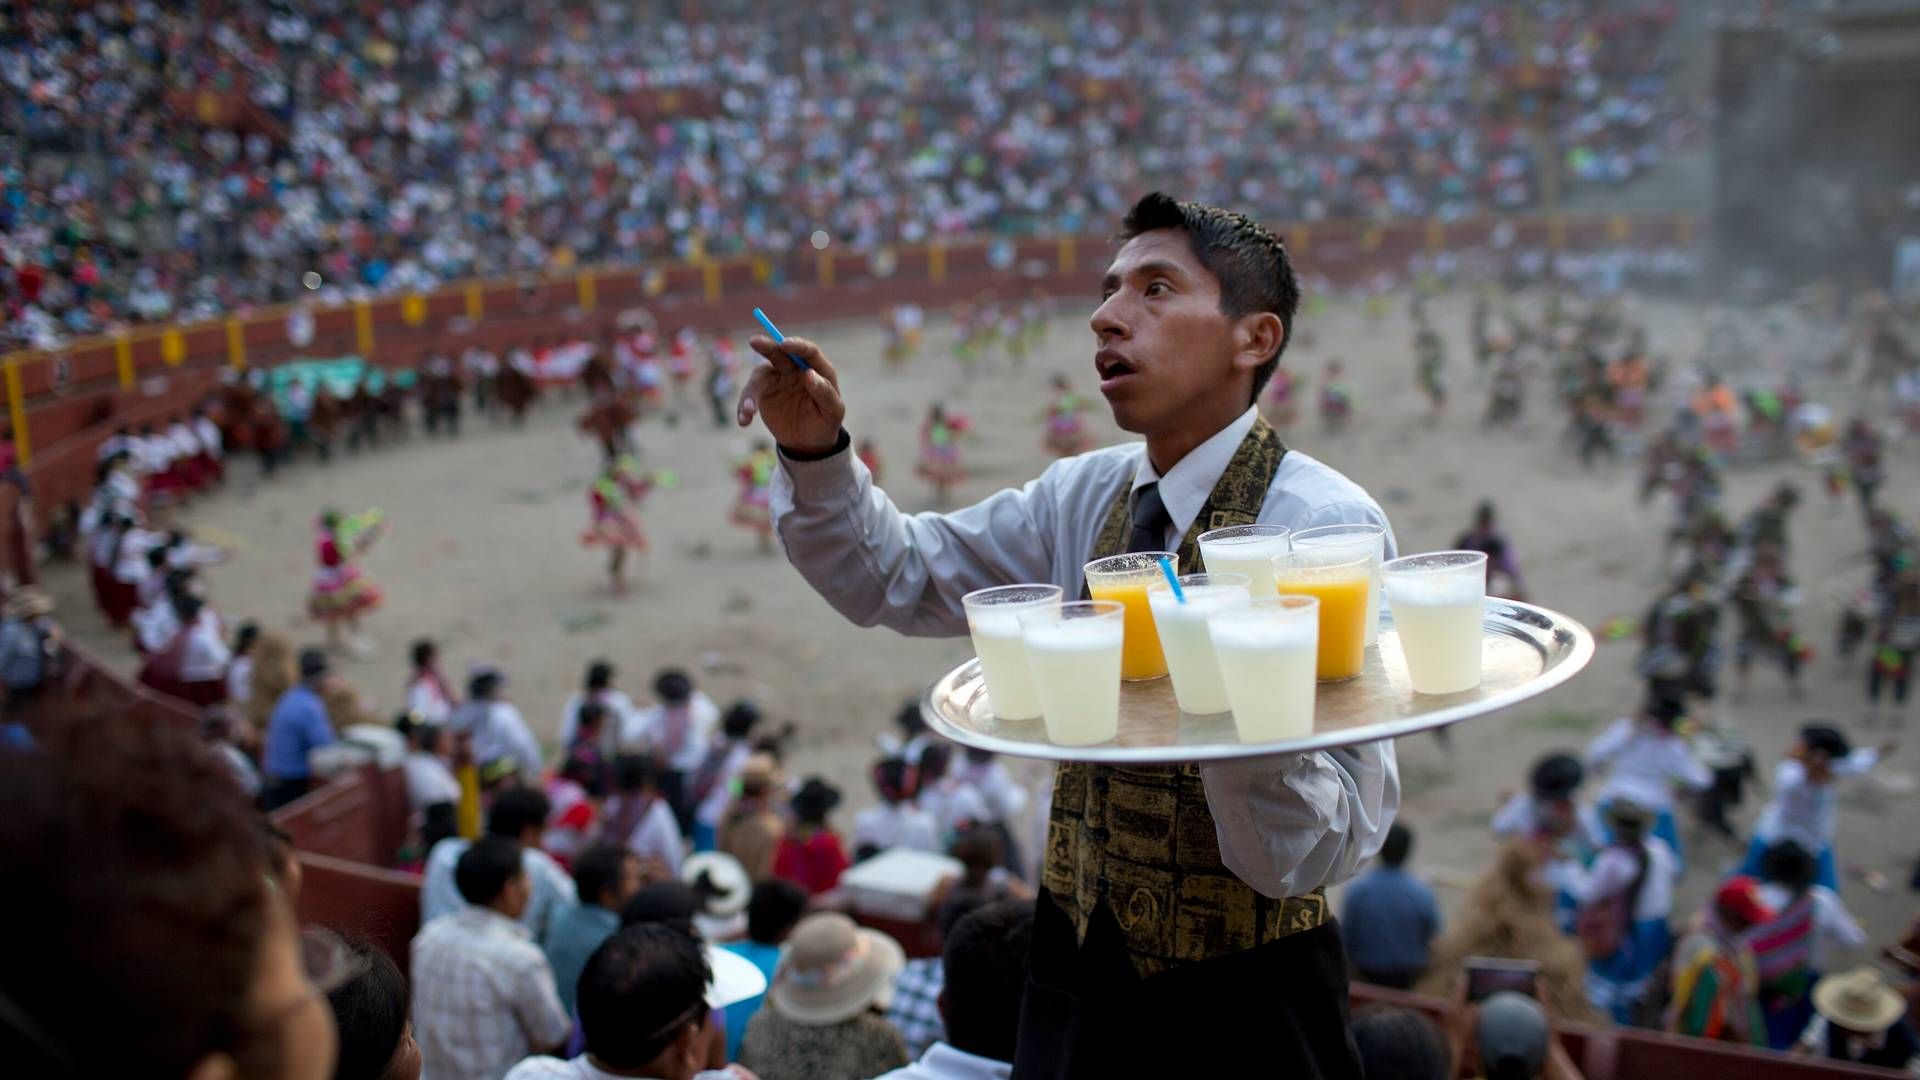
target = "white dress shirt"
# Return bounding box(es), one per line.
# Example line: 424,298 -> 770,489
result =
625,691 -> 720,772
508,1056 -> 753,1080
179,610 -> 232,682
1753,751 -> 1879,854
771,405 -> 1399,899
873,1042 -> 1014,1080
957,759 -> 1029,826
455,699 -> 544,785
1585,718 -> 1711,814
407,674 -> 455,726
557,688 -> 638,751
194,416 -> 223,458
854,801 -> 944,854
411,907 -> 572,1080
406,750 -> 463,812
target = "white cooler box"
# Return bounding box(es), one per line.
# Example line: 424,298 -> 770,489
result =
839,848 -> 963,922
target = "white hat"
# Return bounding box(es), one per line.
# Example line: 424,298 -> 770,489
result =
682,851 -> 752,918
1812,966 -> 1907,1034
769,913 -> 906,1026
704,944 -> 768,1009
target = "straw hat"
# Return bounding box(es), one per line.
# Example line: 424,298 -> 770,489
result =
1812,967 -> 1907,1034
4,587 -> 53,620
738,753 -> 783,797
682,851 -> 751,918
769,913 -> 906,1026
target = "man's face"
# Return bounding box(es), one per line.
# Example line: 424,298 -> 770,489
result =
1090,230 -> 1244,434
612,854 -> 643,908
500,870 -> 532,920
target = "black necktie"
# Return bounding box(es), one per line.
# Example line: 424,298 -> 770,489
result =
1127,482 -> 1172,555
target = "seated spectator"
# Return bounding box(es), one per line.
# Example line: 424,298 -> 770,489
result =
0,714 -> 339,1076
682,851 -> 753,942
422,787 -> 578,938
878,699 -> 936,766
719,753 -> 787,882
0,587 -> 62,730
1341,822 -> 1441,990
877,900 -> 1034,1080
561,702 -> 611,791
174,594 -> 234,706
312,930 -> 422,1080
226,620 -> 261,711
1747,839 -> 1870,1050
690,700 -> 767,853
1799,966 -> 1920,1070
399,714 -> 461,816
854,757 -> 942,860
1667,876 -> 1772,1045
452,665 -> 543,784
558,659 -> 636,757
1458,990 -> 1587,1080
773,777 -> 851,896
934,828 -> 1033,937
507,924 -> 766,1080
545,843 -> 644,1017
1421,841 -> 1596,1022
544,751 -> 607,869
411,835 -> 572,1080
601,752 -> 687,875
1351,1004 -> 1450,1080
622,881 -> 705,937
721,880 -> 810,1061
740,913 -> 909,1080
915,743 -> 988,846
629,668 -> 720,830
406,638 -> 456,726
261,647 -> 337,809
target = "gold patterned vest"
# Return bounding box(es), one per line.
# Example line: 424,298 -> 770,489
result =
1041,416 -> 1329,979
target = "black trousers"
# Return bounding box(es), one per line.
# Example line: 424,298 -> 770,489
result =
1013,888 -> 1362,1079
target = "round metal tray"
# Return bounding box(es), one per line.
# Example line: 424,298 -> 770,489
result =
922,599 -> 1594,763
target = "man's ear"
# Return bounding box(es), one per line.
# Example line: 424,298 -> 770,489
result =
1234,311 -> 1286,373
936,988 -> 949,1025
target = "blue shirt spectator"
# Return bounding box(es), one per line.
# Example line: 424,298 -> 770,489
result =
421,787 -> 579,941
541,844 -> 641,1016
1341,824 -> 1441,989
721,879 -> 808,1060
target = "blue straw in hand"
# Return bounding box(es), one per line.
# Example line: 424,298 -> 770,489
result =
751,307 -> 811,371
1157,555 -> 1185,603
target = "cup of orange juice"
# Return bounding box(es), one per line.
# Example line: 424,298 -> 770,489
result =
1083,552 -> 1177,680
1270,548 -> 1372,681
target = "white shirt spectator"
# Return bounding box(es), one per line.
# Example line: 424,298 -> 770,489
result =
1584,717 -> 1711,814
956,758 -> 1028,826
456,699 -> 543,784
1755,883 -> 1868,971
1566,837 -> 1677,923
693,739 -> 754,832
167,420 -> 199,458
1489,792 -> 1607,849
625,691 -> 720,772
557,687 -> 638,752
873,1043 -> 1013,1080
1753,751 -> 1880,855
178,609 -> 232,683
411,907 -> 572,1080
227,653 -> 254,707
194,416 -> 223,458
918,779 -> 992,842
419,837 -> 577,938
407,673 -> 455,726
855,801 -> 944,855
134,600 -> 181,654
603,792 -> 686,872
508,1057 -> 755,1080
406,750 -> 462,812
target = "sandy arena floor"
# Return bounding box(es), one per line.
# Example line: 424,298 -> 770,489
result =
43,290 -> 1920,958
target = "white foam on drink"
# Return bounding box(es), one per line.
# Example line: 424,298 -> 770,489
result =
1023,621 -> 1123,651
1206,613 -> 1317,651
1384,572 -> 1482,607
971,612 -> 1024,638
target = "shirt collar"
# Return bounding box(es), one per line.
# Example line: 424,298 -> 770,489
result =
1130,406 -> 1260,540
458,904 -> 533,939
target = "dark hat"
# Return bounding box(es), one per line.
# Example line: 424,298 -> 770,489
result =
1645,686 -> 1687,726
1476,992 -> 1550,1077
654,668 -> 693,703
298,648 -> 331,679
791,776 -> 842,821
1529,753 -> 1584,800
1801,723 -> 1851,760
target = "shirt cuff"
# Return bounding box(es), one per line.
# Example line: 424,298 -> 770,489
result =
777,430 -> 860,499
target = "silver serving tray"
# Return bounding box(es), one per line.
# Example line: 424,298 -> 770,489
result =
922,599 -> 1594,763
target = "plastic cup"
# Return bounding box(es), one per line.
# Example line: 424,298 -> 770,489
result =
963,584 -> 1063,721
1292,523 -> 1388,647
1019,600 -> 1126,746
1208,596 -> 1321,742
1270,548 -> 1372,681
1147,572 -> 1252,714
1198,525 -> 1292,596
1083,552 -> 1177,681
1383,551 -> 1488,694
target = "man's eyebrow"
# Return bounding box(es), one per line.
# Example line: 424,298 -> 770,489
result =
1102,259 -> 1189,290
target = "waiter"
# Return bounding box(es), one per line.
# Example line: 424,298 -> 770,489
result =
737,193 -> 1399,1077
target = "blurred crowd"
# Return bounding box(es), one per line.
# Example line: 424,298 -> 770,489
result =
1,0 -> 1690,347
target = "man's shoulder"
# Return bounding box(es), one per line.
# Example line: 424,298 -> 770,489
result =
502,1055 -> 583,1080
1273,449 -> 1381,510
1034,441 -> 1139,493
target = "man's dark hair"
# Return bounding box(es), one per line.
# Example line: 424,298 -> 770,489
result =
486,786 -> 551,839
586,659 -> 615,691
573,842 -> 633,909
613,752 -> 655,793
575,700 -> 608,734
578,925 -> 711,1069
1759,840 -> 1817,894
410,639 -> 436,668
745,879 -> 809,945
316,931 -> 411,1080
455,836 -> 524,906
941,900 -> 1034,1063
1801,723 -> 1851,761
620,881 -> 701,936
654,668 -> 693,704
722,700 -> 762,739
1116,191 -> 1300,403
1380,823 -> 1413,868
1351,1004 -> 1451,1080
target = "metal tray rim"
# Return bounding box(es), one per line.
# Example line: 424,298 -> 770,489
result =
920,599 -> 1596,763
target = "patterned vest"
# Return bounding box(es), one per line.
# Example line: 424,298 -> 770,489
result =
1041,416 -> 1330,980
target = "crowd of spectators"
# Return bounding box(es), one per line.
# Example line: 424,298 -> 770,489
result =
2,0 -> 1691,348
